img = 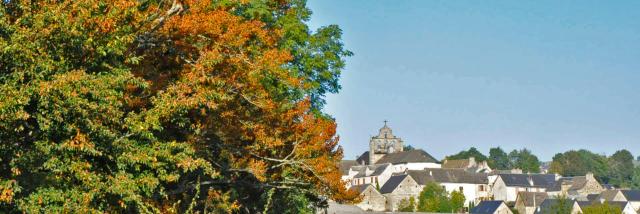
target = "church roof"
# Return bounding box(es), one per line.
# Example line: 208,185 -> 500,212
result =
407,168 -> 488,184
375,149 -> 438,164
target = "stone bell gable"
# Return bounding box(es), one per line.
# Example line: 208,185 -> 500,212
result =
369,122 -> 403,164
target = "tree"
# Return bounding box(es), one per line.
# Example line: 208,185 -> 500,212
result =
417,182 -> 464,213
549,150 -> 609,183
509,149 -> 541,173
581,202 -> 622,214
489,147 -> 510,170
549,195 -> 573,214
398,197 -> 416,212
631,167 -> 640,189
609,150 -> 634,187
417,182 -> 449,212
446,147 -> 488,162
0,0 -> 356,212
403,145 -> 416,151
450,190 -> 466,213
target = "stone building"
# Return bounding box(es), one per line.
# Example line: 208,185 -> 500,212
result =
348,184 -> 386,211
379,174 -> 422,211
547,172 -> 604,198
514,192 -> 547,214
443,157 -> 492,173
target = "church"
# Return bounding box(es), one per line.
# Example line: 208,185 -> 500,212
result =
341,122 -> 441,188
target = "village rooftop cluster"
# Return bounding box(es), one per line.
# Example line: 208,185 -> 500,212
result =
337,123 -> 640,214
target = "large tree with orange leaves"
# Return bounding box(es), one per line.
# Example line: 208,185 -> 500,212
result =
0,0 -> 357,213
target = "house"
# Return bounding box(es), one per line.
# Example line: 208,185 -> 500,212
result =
597,190 -> 640,211
534,199 -> 582,214
340,160 -> 358,185
547,173 -> 603,197
470,200 -> 513,214
379,174 -> 422,211
346,163 -> 395,188
491,174 -> 557,202
443,157 -> 492,173
348,184 -> 386,211
577,201 -> 638,214
408,168 -> 490,206
514,192 -> 547,214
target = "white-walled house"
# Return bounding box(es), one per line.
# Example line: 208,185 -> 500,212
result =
491,174 -> 557,202
408,168 -> 490,207
347,163 -> 395,188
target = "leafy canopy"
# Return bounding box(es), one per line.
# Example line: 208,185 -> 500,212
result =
0,0 -> 356,213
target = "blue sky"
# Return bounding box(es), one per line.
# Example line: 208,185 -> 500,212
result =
307,0 -> 640,161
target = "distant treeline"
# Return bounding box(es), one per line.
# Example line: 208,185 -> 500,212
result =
441,147 -> 640,188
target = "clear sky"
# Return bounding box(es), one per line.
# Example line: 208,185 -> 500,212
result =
307,0 -> 640,161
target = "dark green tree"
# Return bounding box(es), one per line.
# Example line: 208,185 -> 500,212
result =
609,150 -> 634,187
549,150 -> 609,183
549,195 -> 573,214
446,147 -> 488,162
417,182 -> 465,212
509,149 -> 541,173
398,197 -> 416,212
403,145 -> 416,151
582,202 -> 622,214
489,147 -> 510,170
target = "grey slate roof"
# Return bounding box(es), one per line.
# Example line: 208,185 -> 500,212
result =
355,151 -> 370,165
375,149 -> 438,164
350,163 -> 392,178
408,168 -> 488,185
340,160 -> 358,175
470,200 -> 505,214
621,190 -> 640,201
517,192 -> 547,207
534,199 -> 576,214
497,174 -> 556,188
379,174 -> 409,194
348,184 -> 374,194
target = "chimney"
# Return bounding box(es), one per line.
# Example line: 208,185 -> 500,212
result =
429,170 -> 433,176
586,172 -> 595,180
528,176 -> 534,186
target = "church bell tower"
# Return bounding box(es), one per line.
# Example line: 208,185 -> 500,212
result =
369,121 -> 404,164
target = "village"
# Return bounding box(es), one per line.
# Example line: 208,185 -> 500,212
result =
336,123 -> 640,214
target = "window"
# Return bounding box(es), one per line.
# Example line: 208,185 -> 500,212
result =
459,186 -> 463,192
479,185 -> 484,191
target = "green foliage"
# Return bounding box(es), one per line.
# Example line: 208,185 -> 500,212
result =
581,202 -> 622,214
489,147 -> 510,170
403,145 -> 415,151
631,167 -> 640,189
397,197 -> 416,212
0,0 -> 353,212
549,149 -> 640,187
417,182 -> 465,213
549,150 -> 609,181
446,147 -> 488,162
449,190 -> 466,212
549,195 -> 573,214
214,0 -> 352,111
608,150 -> 634,187
509,148 -> 541,173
